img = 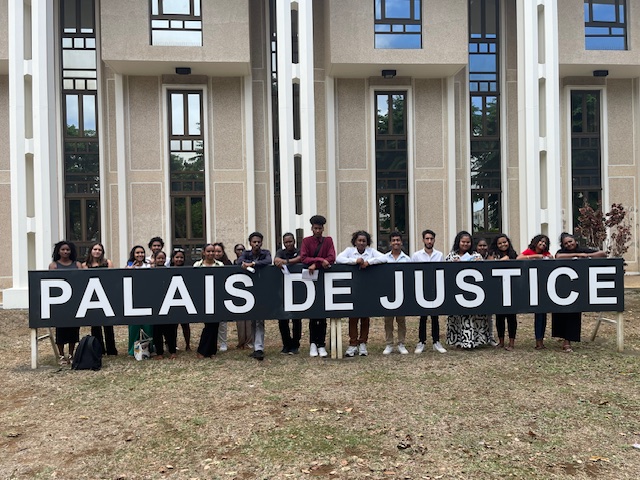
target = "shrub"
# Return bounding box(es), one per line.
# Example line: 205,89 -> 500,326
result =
574,201 -> 632,257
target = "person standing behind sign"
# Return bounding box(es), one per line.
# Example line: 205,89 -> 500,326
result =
49,240 -> 82,365
195,244 -> 224,358
274,233 -> 303,354
213,242 -> 232,353
445,231 -> 492,349
488,234 -> 519,350
125,245 -> 153,356
517,234 -> 552,350
383,231 -> 411,355
232,243 -> 253,349
553,233 -> 606,352
83,242 -> 118,356
336,230 -> 387,357
170,248 -> 192,351
300,215 -> 336,358
240,232 -> 273,361
411,229 -> 447,354
151,251 -> 178,360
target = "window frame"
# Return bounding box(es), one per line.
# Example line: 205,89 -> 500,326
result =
374,0 -> 423,49
150,0 -> 203,47
584,0 -> 627,50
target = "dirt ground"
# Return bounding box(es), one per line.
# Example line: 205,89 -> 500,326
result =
1,292 -> 639,479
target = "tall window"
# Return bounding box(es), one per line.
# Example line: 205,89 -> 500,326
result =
571,91 -> 602,223
374,0 -> 422,49
168,91 -> 206,262
150,0 -> 202,46
584,0 -> 627,50
61,0 -> 100,257
469,0 -> 501,236
376,92 -> 408,251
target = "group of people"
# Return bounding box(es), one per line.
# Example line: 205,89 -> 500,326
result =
48,215 -> 605,365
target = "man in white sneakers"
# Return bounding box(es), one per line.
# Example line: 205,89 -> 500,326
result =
411,229 -> 447,354
383,231 -> 410,355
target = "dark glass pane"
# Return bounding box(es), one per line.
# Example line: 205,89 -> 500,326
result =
190,197 -> 204,238
173,198 -> 187,239
391,94 -> 405,134
378,195 -> 391,233
67,199 -> 82,241
86,199 -> 100,241
63,0 -> 77,32
393,194 -> 406,233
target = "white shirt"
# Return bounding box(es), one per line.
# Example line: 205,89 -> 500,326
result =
411,248 -> 444,262
336,246 -> 388,265
385,250 -> 411,263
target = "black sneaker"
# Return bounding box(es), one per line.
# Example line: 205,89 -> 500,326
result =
280,347 -> 289,354
288,348 -> 299,355
251,350 -> 265,361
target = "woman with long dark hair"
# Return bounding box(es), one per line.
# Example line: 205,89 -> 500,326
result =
125,245 -> 153,356
517,234 -> 552,349
195,244 -> 224,358
445,231 -> 492,349
83,242 -> 118,355
171,248 -> 191,351
49,240 -> 82,365
488,234 -> 518,350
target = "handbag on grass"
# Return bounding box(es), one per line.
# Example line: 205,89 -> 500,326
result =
133,329 -> 153,361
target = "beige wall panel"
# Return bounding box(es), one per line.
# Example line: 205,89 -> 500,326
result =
0,183 -> 12,285
315,81 -> 327,172
414,179 -> 446,247
212,78 -> 244,170
249,0 -> 266,70
336,79 -> 367,170
213,182 -> 247,248
608,176 -> 638,269
313,0 -> 326,68
252,81 -> 267,172
414,79 -> 444,169
100,0 -> 250,73
558,0 -> 640,66
129,183 -> 164,246
607,79 -> 635,167
128,77 -> 162,171
0,75 -> 9,171
251,182 -> 271,247
337,181 -> 369,251
108,184 -> 122,265
327,0 -> 467,71
315,181 -> 328,223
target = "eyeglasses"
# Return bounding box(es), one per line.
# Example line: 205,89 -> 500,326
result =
173,248 -> 185,252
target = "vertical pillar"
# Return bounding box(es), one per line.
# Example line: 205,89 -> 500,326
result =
114,73 -> 130,260
516,0 -> 562,245
6,0 -> 58,308
275,0 -> 316,235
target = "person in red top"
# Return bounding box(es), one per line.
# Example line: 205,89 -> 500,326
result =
300,215 -> 336,357
517,234 -> 552,349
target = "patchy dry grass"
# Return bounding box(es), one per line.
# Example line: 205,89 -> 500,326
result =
1,291 -> 639,479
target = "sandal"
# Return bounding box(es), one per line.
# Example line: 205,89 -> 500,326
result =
59,355 -> 68,366
563,345 -> 573,353
534,344 -> 547,350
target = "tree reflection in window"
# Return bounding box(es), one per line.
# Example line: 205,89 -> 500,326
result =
168,91 -> 206,262
376,92 -> 408,251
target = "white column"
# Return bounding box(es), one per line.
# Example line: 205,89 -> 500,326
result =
275,0 -> 316,235
516,0 -> 562,245
32,0 -> 59,265
114,74 -> 130,261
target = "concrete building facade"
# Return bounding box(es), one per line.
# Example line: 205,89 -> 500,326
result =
1,0 -> 639,307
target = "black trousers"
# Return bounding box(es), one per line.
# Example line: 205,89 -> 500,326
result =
91,326 -> 118,355
279,319 -> 302,349
418,315 -> 440,343
496,314 -> 517,339
197,322 -> 220,357
153,324 -> 178,355
308,319 -> 327,348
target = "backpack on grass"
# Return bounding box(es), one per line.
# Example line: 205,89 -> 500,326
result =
72,335 -> 102,371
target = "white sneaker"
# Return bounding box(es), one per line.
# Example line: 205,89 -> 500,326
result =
433,341 -> 447,354
219,342 -> 228,352
318,346 -> 328,358
383,345 -> 393,355
309,343 -> 318,357
488,338 -> 499,347
358,343 -> 368,356
414,342 -> 425,354
397,344 -> 409,355
345,345 -> 358,357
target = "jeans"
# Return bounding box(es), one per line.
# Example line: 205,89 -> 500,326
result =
534,313 -> 547,341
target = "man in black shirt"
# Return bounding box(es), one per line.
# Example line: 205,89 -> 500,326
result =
274,233 -> 302,354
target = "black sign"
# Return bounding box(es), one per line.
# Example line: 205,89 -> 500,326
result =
28,259 -> 624,328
